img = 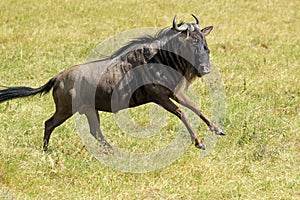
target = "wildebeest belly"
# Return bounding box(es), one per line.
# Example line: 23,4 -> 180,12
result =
94,81 -> 152,113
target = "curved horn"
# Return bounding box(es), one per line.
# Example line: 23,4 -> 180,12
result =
172,15 -> 177,30
172,15 -> 188,32
191,14 -> 200,26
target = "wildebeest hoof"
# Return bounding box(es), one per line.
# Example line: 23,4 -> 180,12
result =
210,127 -> 227,136
217,130 -> 227,136
200,144 -> 206,150
102,140 -> 112,148
97,138 -> 112,149
195,143 -> 206,150
96,140 -> 113,155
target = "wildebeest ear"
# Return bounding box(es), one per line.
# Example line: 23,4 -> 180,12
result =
201,26 -> 213,36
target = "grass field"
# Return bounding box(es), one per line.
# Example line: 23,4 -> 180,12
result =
0,0 -> 299,199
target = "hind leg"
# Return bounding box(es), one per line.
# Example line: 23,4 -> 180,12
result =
83,107 -> 111,148
43,109 -> 73,151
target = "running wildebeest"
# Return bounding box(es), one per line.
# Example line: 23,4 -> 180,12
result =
0,14 -> 226,151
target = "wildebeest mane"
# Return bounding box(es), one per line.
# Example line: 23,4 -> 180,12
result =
108,27 -> 178,59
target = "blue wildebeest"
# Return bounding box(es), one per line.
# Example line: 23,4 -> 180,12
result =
0,14 -> 226,151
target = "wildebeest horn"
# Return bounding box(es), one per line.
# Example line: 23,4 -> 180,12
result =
191,14 -> 200,26
173,15 -> 188,32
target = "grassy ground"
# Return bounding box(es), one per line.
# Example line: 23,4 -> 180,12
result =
0,0 -> 299,199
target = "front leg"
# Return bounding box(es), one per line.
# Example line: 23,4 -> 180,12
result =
154,96 -> 205,150
171,91 -> 226,136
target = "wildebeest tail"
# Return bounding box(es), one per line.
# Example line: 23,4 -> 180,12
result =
0,78 -> 56,103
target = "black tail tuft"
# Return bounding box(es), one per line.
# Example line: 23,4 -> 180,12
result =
0,78 -> 56,103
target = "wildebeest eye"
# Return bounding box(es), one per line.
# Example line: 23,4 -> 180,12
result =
193,38 -> 199,45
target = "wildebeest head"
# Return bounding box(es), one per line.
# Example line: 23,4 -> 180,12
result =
171,14 -> 213,77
